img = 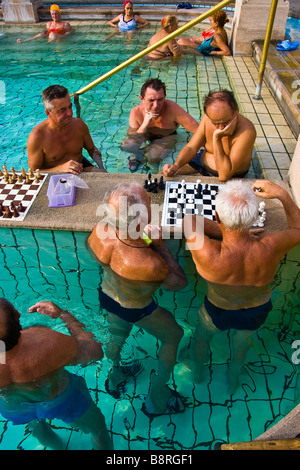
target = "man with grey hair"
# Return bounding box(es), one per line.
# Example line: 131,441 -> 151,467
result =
27,85 -> 106,174
88,182 -> 187,417
182,179 -> 300,392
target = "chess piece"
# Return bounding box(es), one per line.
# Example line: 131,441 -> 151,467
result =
3,206 -> 12,218
12,206 -> 20,218
158,176 -> 165,190
17,202 -> 25,212
28,168 -> 34,178
35,169 -> 42,181
21,167 -> 27,178
10,167 -> 17,182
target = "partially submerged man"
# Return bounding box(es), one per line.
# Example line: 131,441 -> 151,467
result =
27,85 -> 106,174
182,179 -> 300,391
122,78 -> 198,170
0,299 -> 113,449
163,89 -> 256,182
88,182 -> 187,416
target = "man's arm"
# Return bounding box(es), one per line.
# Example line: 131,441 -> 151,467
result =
82,121 -> 107,172
213,117 -> 256,181
128,107 -> 156,136
144,224 -> 187,290
171,102 -> 199,134
28,301 -> 103,364
253,180 -> 300,254
163,119 -> 205,176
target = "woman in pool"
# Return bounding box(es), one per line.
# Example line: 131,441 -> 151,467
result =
146,15 -> 182,61
17,4 -> 72,44
177,10 -> 231,56
109,1 -> 149,32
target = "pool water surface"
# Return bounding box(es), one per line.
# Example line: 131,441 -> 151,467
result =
0,23 -> 299,450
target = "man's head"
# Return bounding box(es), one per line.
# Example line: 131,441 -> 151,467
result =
42,85 -> 73,126
0,299 -> 22,352
215,180 -> 258,231
139,79 -> 167,115
204,90 -> 238,130
104,183 -> 150,236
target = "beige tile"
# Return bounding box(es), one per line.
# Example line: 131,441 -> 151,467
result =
258,114 -> 274,125
264,169 -> 281,179
267,138 -> 286,153
273,152 -> 292,169
275,125 -> 296,139
262,125 -> 280,138
255,137 -> 270,152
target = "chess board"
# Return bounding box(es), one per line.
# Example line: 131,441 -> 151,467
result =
161,180 -> 220,228
0,172 -> 48,221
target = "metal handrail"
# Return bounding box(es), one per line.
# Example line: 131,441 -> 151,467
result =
73,0 -> 234,98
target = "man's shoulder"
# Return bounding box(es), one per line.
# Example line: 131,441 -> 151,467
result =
238,113 -> 256,132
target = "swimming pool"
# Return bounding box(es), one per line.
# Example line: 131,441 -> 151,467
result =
0,23 -> 299,450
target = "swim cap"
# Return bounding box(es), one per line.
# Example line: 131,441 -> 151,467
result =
50,4 -> 61,13
123,1 -> 133,9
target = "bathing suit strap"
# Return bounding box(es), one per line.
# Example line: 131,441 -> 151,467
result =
116,231 -> 148,248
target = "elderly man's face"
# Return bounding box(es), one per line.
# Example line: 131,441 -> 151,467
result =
206,100 -> 237,130
46,95 -> 73,127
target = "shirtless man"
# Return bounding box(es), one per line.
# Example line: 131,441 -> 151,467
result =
0,299 -> 112,449
122,78 -> 198,170
163,89 -> 256,182
27,85 -> 106,174
182,179 -> 300,391
88,182 -> 187,416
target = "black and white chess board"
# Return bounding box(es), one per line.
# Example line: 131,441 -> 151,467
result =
0,171 -> 48,221
161,180 -> 220,228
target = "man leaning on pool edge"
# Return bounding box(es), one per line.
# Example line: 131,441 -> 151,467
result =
27,85 -> 106,175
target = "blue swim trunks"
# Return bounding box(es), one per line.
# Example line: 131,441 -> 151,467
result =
0,372 -> 93,425
204,296 -> 272,331
98,287 -> 157,323
189,149 -> 248,178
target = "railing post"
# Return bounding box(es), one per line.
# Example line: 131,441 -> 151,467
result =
253,0 -> 279,100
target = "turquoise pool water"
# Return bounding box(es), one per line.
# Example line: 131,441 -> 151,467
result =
0,228 -> 299,450
0,24 -> 299,450
0,22 -> 261,177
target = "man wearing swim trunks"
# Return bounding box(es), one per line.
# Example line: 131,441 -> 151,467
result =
0,299 -> 112,449
182,179 -> 300,392
122,78 -> 198,169
88,182 -> 187,416
163,89 -> 256,182
27,85 -> 106,174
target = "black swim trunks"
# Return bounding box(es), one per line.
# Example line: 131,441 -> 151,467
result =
98,287 -> 157,324
204,296 -> 273,331
188,149 -> 248,178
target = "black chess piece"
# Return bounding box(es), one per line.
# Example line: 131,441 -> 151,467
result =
158,176 -> 165,190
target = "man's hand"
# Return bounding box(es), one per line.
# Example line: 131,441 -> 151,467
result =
28,301 -> 62,318
163,163 -> 179,176
144,224 -> 163,246
213,114 -> 237,139
252,180 -> 284,199
58,159 -> 84,175
143,111 -> 159,126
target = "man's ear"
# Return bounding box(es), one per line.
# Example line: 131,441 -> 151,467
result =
45,109 -> 51,117
215,211 -> 221,224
